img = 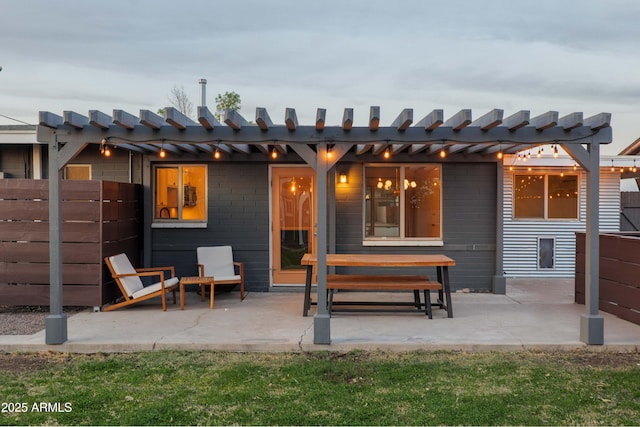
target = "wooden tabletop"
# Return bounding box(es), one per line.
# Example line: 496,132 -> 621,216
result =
180,276 -> 215,285
300,253 -> 456,267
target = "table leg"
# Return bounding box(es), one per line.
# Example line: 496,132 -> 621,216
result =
442,266 -> 453,318
303,264 -> 313,316
180,281 -> 185,310
209,281 -> 215,309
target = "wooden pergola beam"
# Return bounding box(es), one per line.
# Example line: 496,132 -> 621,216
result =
444,109 -> 472,131
415,109 -> 444,131
392,108 -> 413,131
197,106 -> 221,130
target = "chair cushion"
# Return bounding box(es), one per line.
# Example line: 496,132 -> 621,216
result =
197,246 -> 236,278
131,277 -> 179,299
108,254 -> 144,297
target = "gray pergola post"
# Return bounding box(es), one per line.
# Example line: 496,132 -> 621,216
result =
313,141 -> 331,344
46,132 -> 67,344
580,142 -> 604,344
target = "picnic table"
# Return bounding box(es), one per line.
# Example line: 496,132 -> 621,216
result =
301,253 -> 456,318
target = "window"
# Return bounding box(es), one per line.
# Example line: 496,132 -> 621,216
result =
513,173 -> 578,220
64,164 -> 91,180
364,165 -> 442,243
154,165 -> 207,223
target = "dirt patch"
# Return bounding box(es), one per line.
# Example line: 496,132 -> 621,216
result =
0,306 -> 89,335
0,351 -> 74,373
562,351 -> 640,369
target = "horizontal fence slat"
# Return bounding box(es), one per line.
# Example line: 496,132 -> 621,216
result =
0,263 -> 101,285
0,283 -> 113,307
0,242 -> 103,264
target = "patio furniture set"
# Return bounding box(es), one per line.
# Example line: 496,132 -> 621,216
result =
104,247 -> 456,318
103,246 -> 244,312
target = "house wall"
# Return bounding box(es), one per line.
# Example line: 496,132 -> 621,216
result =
148,160 -> 498,293
336,162 -> 497,292
67,148 -> 142,183
150,162 -> 272,292
503,168 -> 620,277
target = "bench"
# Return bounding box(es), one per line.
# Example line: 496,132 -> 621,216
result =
326,274 -> 443,318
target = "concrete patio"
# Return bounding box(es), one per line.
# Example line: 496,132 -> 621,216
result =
1,279 -> 639,353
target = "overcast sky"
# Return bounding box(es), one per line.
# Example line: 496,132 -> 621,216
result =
1,0 -> 639,154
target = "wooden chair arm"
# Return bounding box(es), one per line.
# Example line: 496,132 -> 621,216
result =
234,261 -> 244,276
197,264 -> 205,276
136,266 -> 176,277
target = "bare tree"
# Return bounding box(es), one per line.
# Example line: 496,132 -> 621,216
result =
158,85 -> 194,118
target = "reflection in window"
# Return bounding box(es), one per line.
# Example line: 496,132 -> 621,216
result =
154,165 -> 207,221
364,165 -> 441,240
514,173 -> 578,220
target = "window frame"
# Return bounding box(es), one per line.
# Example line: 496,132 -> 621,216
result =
152,163 -> 208,228
362,163 -> 443,247
512,172 -> 580,221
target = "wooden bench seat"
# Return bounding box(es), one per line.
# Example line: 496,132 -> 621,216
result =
326,274 -> 442,318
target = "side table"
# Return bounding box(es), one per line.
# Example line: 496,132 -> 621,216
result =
180,276 -> 216,309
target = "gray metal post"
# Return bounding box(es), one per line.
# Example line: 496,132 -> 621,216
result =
46,133 -> 68,344
314,142 -> 331,344
580,141 -> 604,345
493,162 -> 506,294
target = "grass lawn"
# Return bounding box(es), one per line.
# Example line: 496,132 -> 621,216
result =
1,350 -> 639,426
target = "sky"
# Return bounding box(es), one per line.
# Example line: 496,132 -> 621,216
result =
1,0 -> 639,155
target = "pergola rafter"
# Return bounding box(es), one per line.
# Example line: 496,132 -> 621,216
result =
38,105 -> 612,347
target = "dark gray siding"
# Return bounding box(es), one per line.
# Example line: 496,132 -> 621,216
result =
151,163 -> 271,292
335,162 -> 497,291
68,147 -> 139,183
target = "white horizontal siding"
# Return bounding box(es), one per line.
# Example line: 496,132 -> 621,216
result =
503,169 -> 620,277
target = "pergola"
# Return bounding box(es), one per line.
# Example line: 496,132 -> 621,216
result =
38,106 -> 612,345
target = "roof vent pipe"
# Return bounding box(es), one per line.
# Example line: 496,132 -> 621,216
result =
199,78 -> 207,107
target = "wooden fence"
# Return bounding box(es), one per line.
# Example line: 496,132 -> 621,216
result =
0,179 -> 141,307
575,232 -> 640,326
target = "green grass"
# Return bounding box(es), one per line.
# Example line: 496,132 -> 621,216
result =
1,350 -> 639,426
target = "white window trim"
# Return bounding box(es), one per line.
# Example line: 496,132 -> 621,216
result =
362,163 -> 443,246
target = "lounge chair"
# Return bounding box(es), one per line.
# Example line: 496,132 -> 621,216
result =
104,253 -> 179,311
197,246 -> 245,300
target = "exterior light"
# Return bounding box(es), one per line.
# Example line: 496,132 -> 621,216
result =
339,173 -> 348,184
99,138 -> 112,157
159,147 -> 166,159
439,148 -> 446,158
327,147 -> 333,160
214,149 -> 221,159
271,147 -> 278,159
383,148 -> 391,159
497,151 -> 503,160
